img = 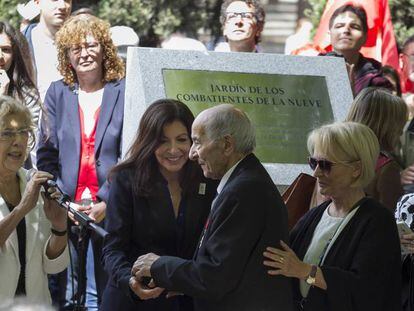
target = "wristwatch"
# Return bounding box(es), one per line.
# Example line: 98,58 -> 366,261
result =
305,265 -> 317,285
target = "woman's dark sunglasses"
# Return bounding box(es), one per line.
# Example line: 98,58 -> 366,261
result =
308,157 -> 335,173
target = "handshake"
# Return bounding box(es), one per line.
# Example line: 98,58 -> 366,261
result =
129,253 -> 182,300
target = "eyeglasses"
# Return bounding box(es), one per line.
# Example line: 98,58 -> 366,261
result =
226,12 -> 256,21
308,157 -> 337,173
0,128 -> 31,141
69,42 -> 100,56
308,157 -> 356,173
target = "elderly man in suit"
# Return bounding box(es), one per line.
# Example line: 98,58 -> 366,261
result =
132,104 -> 293,311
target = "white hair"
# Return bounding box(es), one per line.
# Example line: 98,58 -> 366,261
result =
198,104 -> 256,154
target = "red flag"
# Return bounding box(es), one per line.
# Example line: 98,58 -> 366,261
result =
313,0 -> 399,70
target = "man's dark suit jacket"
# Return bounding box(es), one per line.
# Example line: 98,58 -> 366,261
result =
36,79 -> 125,202
151,153 -> 293,311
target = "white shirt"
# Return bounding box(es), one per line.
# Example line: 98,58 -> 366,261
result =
78,88 -> 104,136
300,205 -> 359,297
31,26 -> 62,101
0,168 -> 69,303
299,207 -> 343,296
217,157 -> 244,195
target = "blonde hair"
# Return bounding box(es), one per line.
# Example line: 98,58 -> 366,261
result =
0,95 -> 35,150
307,121 -> 379,188
346,87 -> 407,152
55,15 -> 125,87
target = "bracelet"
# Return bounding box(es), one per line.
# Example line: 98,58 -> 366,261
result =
51,228 -> 67,236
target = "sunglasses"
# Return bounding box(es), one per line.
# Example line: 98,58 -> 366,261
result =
308,157 -> 357,173
308,157 -> 337,173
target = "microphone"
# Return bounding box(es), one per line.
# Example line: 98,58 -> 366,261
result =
26,169 -> 107,237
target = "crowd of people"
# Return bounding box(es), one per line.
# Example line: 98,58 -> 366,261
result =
0,0 -> 414,310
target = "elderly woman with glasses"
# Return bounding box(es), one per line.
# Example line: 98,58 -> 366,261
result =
0,95 -> 68,302
263,121 -> 401,311
36,14 -> 125,309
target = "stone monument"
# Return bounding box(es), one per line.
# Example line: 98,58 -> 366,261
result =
124,47 -> 353,185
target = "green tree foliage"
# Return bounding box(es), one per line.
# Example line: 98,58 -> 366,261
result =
304,0 -> 327,38
97,0 -> 222,46
389,0 -> 414,46
305,0 -> 414,46
0,0 -> 222,47
0,0 -> 23,28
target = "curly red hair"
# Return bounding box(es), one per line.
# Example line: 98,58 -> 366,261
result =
55,15 -> 125,87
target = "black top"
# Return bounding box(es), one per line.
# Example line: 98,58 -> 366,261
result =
290,198 -> 402,311
101,167 -> 217,311
7,202 -> 26,296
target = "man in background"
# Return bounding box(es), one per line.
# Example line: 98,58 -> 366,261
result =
215,0 -> 265,52
400,36 -> 414,98
23,0 -> 72,101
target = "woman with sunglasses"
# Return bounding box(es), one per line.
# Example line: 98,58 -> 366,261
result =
263,121 -> 401,311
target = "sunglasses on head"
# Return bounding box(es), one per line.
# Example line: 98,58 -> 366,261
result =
308,157 -> 336,173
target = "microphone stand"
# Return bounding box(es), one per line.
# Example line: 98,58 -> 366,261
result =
49,185 -> 107,311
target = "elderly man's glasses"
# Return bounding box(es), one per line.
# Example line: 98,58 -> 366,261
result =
226,12 -> 256,21
69,42 -> 100,56
0,128 -> 30,141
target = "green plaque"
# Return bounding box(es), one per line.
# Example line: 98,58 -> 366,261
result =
163,69 -> 333,164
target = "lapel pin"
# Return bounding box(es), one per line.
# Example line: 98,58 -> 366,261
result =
198,183 -> 206,195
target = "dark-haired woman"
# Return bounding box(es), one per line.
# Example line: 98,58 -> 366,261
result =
0,21 -> 40,126
101,99 -> 217,311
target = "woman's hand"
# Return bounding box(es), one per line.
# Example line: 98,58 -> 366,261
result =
129,276 -> 164,300
263,240 -> 310,279
18,171 -> 53,215
0,69 -> 10,95
401,165 -> 414,185
401,232 -> 414,254
68,201 -> 105,224
42,187 -> 67,232
88,201 -> 106,223
44,186 -> 68,259
68,202 -> 91,225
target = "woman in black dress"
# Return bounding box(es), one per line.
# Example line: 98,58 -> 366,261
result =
101,99 -> 216,311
